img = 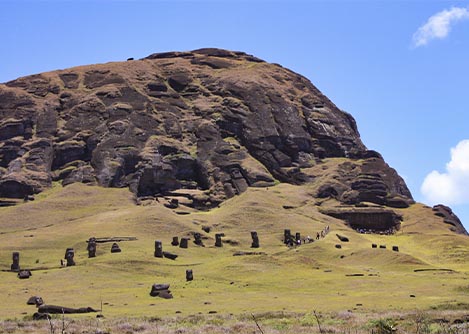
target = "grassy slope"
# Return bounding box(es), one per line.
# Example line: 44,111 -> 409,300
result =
1,181 -> 469,320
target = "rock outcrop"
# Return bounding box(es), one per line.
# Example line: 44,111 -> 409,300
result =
0,48 -> 413,208
0,48 -> 463,234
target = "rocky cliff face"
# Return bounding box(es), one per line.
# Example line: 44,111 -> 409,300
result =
0,48 -> 432,222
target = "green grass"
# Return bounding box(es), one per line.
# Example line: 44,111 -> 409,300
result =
1,182 -> 469,320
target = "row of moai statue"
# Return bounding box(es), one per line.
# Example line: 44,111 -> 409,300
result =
87,238 -> 121,257
372,243 -> 399,252
167,231 -> 259,249
10,231 -> 261,272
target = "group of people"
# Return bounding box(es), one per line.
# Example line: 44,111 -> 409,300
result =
356,227 -> 394,235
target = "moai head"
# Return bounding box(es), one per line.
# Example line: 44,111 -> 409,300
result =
284,229 -> 291,244
194,233 -> 203,246
88,242 -> 96,258
11,252 -> 20,271
111,243 -> 121,253
179,237 -> 189,249
65,248 -> 75,266
186,269 -> 193,281
251,231 -> 259,248
171,236 -> 179,246
87,237 -> 97,249
215,233 -> 223,247
154,240 -> 163,258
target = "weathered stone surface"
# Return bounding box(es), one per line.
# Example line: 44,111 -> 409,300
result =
0,48 -> 372,204
432,204 -> 467,235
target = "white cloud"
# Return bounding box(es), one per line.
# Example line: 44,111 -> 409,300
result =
412,7 -> 469,47
421,140 -> 469,205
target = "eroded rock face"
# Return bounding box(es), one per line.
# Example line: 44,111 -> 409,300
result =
0,48 -> 416,212
432,205 -> 468,235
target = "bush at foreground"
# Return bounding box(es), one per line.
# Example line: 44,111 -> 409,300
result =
2,310 -> 469,334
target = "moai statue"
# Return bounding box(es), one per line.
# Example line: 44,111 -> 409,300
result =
179,237 -> 189,249
251,231 -> 259,248
65,248 -> 75,266
215,233 -> 223,247
11,252 -> 20,271
164,199 -> 179,209
295,232 -> 301,245
171,236 -> 179,246
372,243 -> 377,248
111,243 -> 121,253
392,246 -> 399,252
186,269 -> 193,281
154,240 -> 163,258
194,233 -> 203,246
87,238 -> 97,258
284,229 -> 291,245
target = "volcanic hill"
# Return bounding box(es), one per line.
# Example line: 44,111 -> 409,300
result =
0,49 -> 468,319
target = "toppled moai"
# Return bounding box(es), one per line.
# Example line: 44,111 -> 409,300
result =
111,243 -> 121,253
171,236 -> 179,246
372,243 -> 377,248
154,240 -> 163,258
186,269 -> 193,281
87,237 -> 97,258
193,232 -> 204,246
163,251 -> 178,260
65,248 -> 75,266
215,233 -> 223,247
180,237 -> 189,249
149,283 -> 173,299
11,252 -> 20,271
251,231 -> 259,248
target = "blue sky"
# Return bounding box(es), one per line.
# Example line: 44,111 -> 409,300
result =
1,0 -> 469,229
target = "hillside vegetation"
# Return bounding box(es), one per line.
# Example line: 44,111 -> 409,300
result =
1,179 -> 469,320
